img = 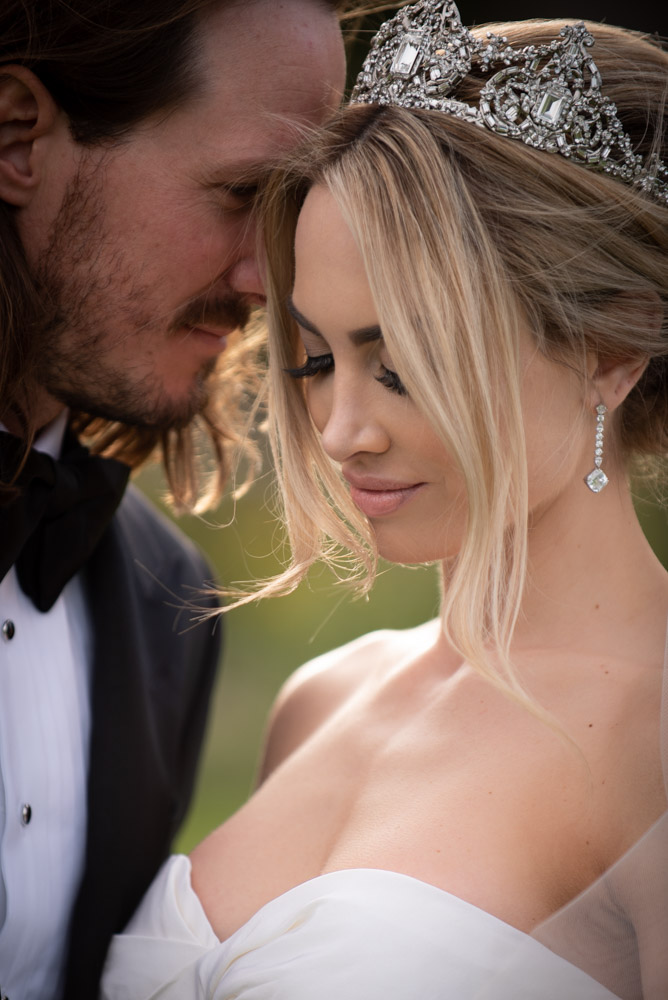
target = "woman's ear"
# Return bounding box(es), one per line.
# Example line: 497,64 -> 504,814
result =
0,66 -> 60,207
587,291 -> 662,411
590,354 -> 649,411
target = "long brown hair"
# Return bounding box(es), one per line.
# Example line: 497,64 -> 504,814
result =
0,0 -> 360,511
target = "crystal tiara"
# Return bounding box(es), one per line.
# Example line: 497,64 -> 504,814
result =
350,0 -> 668,206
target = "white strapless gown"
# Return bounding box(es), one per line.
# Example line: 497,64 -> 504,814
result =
100,858 -> 620,999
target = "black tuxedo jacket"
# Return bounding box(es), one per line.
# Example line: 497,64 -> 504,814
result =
60,485 -> 221,998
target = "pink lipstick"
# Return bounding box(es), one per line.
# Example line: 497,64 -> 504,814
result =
345,475 -> 425,518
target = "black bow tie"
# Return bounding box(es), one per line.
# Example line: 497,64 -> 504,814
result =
0,429 -> 130,612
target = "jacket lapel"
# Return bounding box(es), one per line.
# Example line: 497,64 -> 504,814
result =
62,517 -> 177,997
62,485 -> 221,997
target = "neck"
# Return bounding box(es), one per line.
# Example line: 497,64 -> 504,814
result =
514,465 -> 667,659
1,387 -> 66,439
432,459 -> 668,672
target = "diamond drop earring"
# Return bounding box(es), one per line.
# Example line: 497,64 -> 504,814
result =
585,404 -> 609,493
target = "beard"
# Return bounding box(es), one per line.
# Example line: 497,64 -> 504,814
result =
30,157 -> 250,431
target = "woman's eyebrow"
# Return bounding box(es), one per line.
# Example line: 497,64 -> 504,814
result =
350,325 -> 382,346
286,296 -> 382,346
286,296 -> 322,338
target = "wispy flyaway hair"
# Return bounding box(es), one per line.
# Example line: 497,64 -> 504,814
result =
260,19 -> 668,693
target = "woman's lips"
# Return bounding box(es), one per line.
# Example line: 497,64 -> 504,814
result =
346,477 -> 426,517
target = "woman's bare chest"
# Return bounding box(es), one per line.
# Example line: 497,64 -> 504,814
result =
194,683 -> 612,940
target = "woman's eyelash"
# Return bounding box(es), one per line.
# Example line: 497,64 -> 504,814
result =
285,354 -> 334,379
285,355 -> 407,397
376,366 -> 407,396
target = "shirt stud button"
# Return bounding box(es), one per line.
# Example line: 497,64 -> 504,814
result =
20,804 -> 32,826
1,620 -> 15,640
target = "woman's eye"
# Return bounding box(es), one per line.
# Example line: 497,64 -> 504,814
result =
376,365 -> 407,396
285,354 -> 334,379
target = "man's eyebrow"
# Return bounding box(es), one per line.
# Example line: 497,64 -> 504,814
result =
286,296 -> 382,346
202,162 -> 271,189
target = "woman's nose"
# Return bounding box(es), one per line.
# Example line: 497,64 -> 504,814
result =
315,379 -> 390,464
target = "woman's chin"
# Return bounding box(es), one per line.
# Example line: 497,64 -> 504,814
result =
374,534 -> 452,567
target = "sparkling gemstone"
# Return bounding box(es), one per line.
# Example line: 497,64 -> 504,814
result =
391,35 -> 423,77
534,89 -> 567,125
585,468 -> 609,493
596,404 -> 607,414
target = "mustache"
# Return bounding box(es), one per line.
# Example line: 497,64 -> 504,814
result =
170,294 -> 252,334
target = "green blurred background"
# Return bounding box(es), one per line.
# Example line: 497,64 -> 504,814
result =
137,460 -> 667,854
138,459 -> 442,852
151,0 -> 668,853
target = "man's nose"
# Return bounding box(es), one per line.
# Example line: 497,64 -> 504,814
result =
225,255 -> 265,303
223,210 -> 266,302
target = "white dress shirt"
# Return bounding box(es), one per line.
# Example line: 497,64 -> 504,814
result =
0,413 -> 92,1000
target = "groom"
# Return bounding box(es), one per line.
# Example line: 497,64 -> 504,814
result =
0,1 -> 345,998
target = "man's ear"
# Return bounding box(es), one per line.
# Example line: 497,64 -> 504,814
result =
0,65 -> 60,207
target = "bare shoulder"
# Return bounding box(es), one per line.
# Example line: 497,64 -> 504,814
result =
257,619 -> 440,782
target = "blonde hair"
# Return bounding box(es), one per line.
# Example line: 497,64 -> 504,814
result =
259,19 -> 668,694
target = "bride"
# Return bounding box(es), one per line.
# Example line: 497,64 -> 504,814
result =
102,2 -> 668,997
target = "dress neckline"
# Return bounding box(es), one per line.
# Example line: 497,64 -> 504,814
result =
190,863 -> 539,954
209,620 -> 668,951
